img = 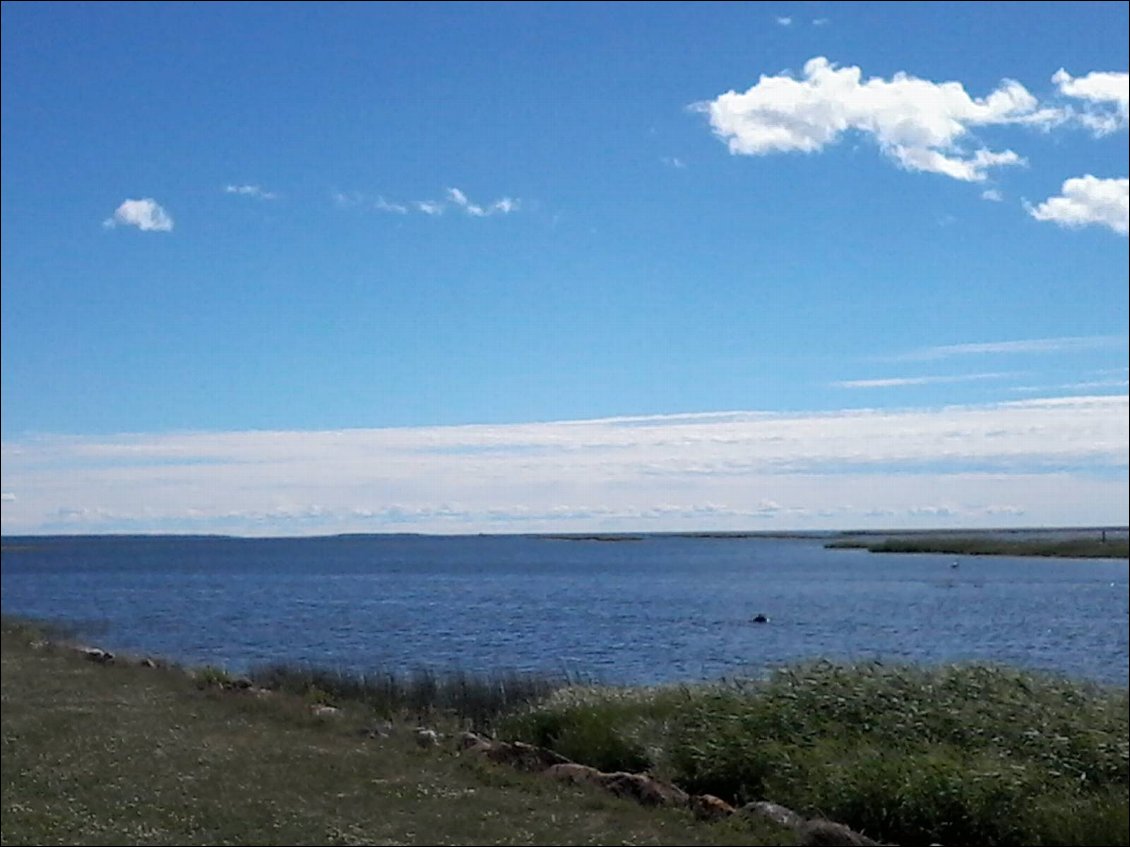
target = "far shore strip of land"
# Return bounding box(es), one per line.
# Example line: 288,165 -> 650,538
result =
825,533 -> 1128,559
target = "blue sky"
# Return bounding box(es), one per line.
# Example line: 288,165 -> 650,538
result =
2,2 -> 1127,535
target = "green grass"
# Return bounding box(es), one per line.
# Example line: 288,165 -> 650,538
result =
0,618 -> 787,846
500,662 -> 1129,847
826,535 -> 1129,558
6,615 -> 1127,846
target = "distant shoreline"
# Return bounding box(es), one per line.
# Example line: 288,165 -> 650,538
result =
826,533 -> 1129,559
3,525 -> 1126,546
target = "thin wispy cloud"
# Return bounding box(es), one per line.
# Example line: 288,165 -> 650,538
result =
661,156 -> 686,168
332,190 -> 366,208
1010,378 -> 1130,394
3,397 -> 1126,535
224,184 -> 277,200
834,372 -> 1015,389
893,335 -> 1125,361
102,198 -> 174,232
1027,175 -> 1129,235
776,16 -> 830,27
338,188 -> 518,218
375,196 -> 408,214
981,188 -> 1003,202
446,187 -> 519,216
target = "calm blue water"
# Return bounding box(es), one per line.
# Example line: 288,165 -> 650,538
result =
2,534 -> 1127,686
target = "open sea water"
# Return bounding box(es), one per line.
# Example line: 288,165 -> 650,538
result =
1,534 -> 1126,686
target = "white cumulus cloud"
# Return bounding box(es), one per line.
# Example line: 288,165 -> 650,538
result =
102,198 -> 174,232
1053,68 -> 1129,135
1027,175 -> 1129,235
694,57 -> 1064,181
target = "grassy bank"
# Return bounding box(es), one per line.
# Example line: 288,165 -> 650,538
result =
0,618 -> 785,846
826,535 -> 1129,558
499,663 -> 1129,846
3,618 -> 1127,846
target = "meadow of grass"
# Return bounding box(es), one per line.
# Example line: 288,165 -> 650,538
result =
4,616 -> 1127,846
826,535 -> 1129,558
0,617 -> 785,846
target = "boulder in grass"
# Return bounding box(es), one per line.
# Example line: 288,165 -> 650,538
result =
690,793 -> 736,820
455,731 -> 492,751
414,728 -> 440,748
310,704 -> 340,718
79,647 -> 114,664
484,741 -> 572,772
798,819 -> 882,846
739,800 -> 805,829
595,771 -> 689,808
544,762 -> 605,787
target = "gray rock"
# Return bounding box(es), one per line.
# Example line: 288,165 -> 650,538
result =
690,793 -> 736,820
594,771 -> 689,808
456,731 -> 491,751
361,721 -> 394,739
798,819 -> 882,846
79,647 -> 114,664
739,800 -> 806,829
484,741 -> 572,772
544,762 -> 605,786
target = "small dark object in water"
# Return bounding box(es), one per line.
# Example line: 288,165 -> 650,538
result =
752,614 -> 769,624
951,560 -> 960,569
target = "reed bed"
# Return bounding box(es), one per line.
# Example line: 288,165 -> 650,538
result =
500,661 -> 1129,846
247,662 -> 574,729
